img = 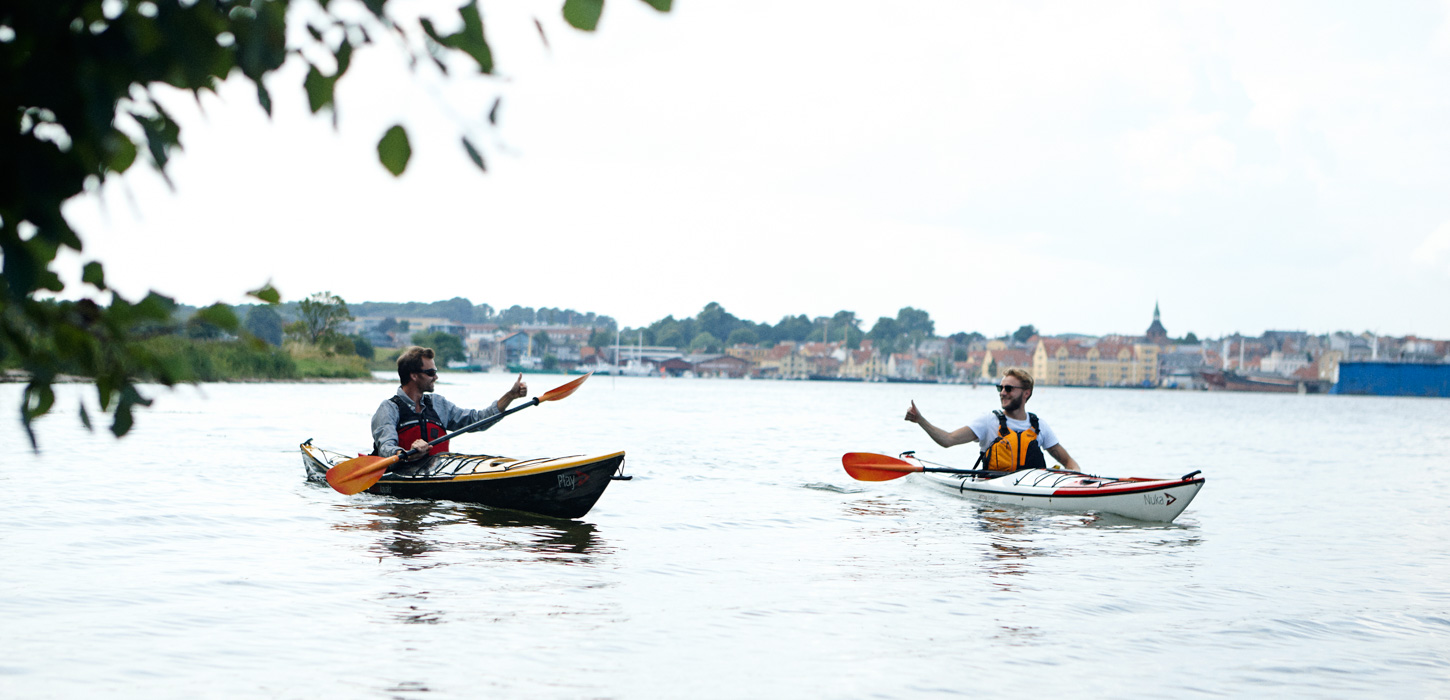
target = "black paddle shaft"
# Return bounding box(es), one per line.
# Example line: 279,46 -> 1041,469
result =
402,397 -> 541,458
918,466 -> 1096,479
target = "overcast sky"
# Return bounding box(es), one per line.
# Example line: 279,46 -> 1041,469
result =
60,0 -> 1450,339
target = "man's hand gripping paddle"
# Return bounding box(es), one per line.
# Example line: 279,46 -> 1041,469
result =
326,373 -> 593,495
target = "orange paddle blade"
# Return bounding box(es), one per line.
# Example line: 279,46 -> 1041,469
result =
326,454 -> 400,495
540,372 -> 591,403
841,452 -> 924,481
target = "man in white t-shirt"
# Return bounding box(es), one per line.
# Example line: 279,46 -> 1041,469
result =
904,368 -> 1081,472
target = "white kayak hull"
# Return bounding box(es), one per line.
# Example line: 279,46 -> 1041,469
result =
918,467 -> 1205,523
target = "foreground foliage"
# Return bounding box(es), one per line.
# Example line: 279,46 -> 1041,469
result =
1,0 -> 670,447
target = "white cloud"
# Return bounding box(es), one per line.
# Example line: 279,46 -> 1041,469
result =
1412,220 -> 1450,272
1436,0 -> 1450,55
1119,114 -> 1237,192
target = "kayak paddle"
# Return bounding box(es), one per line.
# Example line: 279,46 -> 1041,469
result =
326,372 -> 593,495
841,452 -> 1014,481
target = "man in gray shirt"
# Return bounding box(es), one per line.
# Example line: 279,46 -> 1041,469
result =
371,345 -> 528,461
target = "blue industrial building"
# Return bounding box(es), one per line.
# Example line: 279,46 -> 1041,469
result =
1332,362 -> 1450,398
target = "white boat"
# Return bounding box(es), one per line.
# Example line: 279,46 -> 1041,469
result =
917,466 -> 1204,522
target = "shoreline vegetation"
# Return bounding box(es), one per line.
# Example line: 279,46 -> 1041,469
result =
1,338 -> 378,384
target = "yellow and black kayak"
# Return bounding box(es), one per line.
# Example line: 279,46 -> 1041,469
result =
301,441 -> 630,519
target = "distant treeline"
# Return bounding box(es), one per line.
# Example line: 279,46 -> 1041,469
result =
617,303 -> 986,355
349,299 -> 615,329
196,297 -> 989,356
193,297 -> 617,336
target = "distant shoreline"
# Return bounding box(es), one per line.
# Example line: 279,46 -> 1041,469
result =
0,370 -> 388,385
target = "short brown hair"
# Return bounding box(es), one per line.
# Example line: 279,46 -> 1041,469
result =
397,346 -> 435,385
1003,367 -> 1034,394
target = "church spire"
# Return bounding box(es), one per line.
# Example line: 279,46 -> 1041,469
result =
1146,300 -> 1167,343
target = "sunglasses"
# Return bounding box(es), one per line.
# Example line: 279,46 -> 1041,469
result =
995,384 -> 1024,393
417,368 -> 438,377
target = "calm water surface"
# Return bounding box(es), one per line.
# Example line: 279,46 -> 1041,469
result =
2,375 -> 1447,698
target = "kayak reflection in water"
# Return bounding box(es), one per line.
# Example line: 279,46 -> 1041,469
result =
370,345 -> 529,463
904,368 -> 1081,473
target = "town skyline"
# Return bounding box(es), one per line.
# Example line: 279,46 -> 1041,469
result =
333,299 -> 1436,393
263,295 -> 1441,345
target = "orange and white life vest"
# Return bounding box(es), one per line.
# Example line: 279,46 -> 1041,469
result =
976,410 -> 1047,472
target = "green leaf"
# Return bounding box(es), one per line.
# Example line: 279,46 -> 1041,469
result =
247,283 -> 281,304
461,137 -> 487,172
562,0 -> 603,31
111,386 -> 154,438
257,81 -> 273,116
335,39 -> 354,77
112,402 -> 134,437
24,382 -> 56,419
135,292 -> 177,322
488,97 -> 501,125
304,64 -> 335,113
195,303 -> 240,332
96,375 -> 114,411
455,1 -> 494,73
639,0 -> 672,11
422,6 -> 493,74
23,381 -> 56,448
420,17 -> 447,46
79,402 -> 93,431
54,219 -> 83,252
106,130 -> 137,174
82,261 -> 106,290
377,125 -> 412,176
136,104 -> 181,185
39,270 -> 64,292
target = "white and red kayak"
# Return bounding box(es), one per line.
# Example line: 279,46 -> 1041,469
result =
842,452 -> 1205,523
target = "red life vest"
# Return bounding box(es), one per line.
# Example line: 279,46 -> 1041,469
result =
392,394 -> 450,456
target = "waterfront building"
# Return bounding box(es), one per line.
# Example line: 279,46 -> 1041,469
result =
1333,361 -> 1450,397
686,354 -> 756,378
601,344 -> 684,365
812,356 -> 843,378
776,351 -> 814,379
841,349 -> 887,380
1157,346 -> 1205,390
799,341 -> 845,359
465,333 -> 504,369
952,350 -> 987,382
517,324 -> 593,347
657,357 -> 694,377
1032,339 -> 1159,387
727,345 -> 770,364
499,331 -> 531,365
887,353 -> 929,379
399,317 -> 461,335
917,338 -> 951,358
756,343 -> 797,377
1259,350 -> 1311,377
982,348 -> 1034,381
